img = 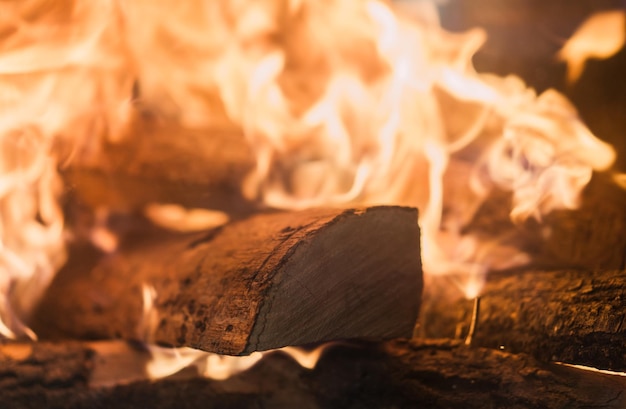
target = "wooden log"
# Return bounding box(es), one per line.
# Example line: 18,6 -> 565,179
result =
531,174 -> 626,270
63,117 -> 257,215
31,207 -> 422,355
1,339 -> 625,409
463,173 -> 626,271
419,268 -> 626,371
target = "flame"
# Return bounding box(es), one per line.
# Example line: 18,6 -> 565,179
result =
0,1 -> 136,338
189,0 -> 615,293
145,344 -> 264,381
145,343 -> 332,381
614,172 -> 626,190
144,204 -> 229,232
558,10 -> 626,84
0,0 -> 619,380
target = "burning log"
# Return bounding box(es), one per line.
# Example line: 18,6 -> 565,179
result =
63,118 -> 257,215
460,172 -> 626,273
32,207 -> 422,355
420,268 -> 626,371
1,339 -> 625,409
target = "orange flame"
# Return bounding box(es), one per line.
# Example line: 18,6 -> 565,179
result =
0,0 -> 619,377
191,0 -> 615,293
558,10 -> 626,84
0,0 -> 135,337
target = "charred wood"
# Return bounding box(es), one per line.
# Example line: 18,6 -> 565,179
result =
32,207 -> 422,355
1,339 -> 625,409
419,268 -> 626,371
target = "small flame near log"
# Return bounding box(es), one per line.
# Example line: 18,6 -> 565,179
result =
0,0 -> 622,380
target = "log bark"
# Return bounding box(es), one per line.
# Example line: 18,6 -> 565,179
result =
1,339 -> 625,409
419,268 -> 626,371
32,207 -> 422,355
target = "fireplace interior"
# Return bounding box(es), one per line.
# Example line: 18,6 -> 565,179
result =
1,1 -> 625,408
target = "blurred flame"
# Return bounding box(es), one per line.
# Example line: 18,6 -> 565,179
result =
614,172 -> 626,189
196,0 -> 614,294
0,0 -> 619,381
0,1 -> 135,338
144,204 -> 230,232
558,10 -> 626,83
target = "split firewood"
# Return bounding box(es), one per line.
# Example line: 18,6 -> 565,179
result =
32,207 -> 422,355
1,339 -> 625,409
419,268 -> 626,371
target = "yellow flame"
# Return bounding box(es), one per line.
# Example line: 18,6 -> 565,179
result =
614,172 -> 626,189
145,344 -> 264,381
144,204 -> 230,232
558,10 -> 626,84
145,344 -> 333,381
199,0 -> 615,290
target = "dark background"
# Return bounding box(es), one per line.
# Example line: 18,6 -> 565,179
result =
438,0 -> 626,171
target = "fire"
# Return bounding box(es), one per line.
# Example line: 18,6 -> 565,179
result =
0,0 -> 134,338
558,10 -> 626,84
144,204 -> 229,232
198,0 -> 615,289
0,0 -> 620,382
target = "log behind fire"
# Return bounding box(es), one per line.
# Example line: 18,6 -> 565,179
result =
63,118 -> 256,215
420,268 -> 626,371
33,207 -> 422,355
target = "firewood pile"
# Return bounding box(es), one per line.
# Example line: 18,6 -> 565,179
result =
0,122 -> 624,408
1,1 -> 626,409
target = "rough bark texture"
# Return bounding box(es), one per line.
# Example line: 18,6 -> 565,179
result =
32,207 -> 422,355
1,339 -> 625,409
419,269 -> 626,371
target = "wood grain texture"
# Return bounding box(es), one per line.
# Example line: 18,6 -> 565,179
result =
420,269 -> 626,371
2,339 -> 625,409
33,207 -> 422,355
